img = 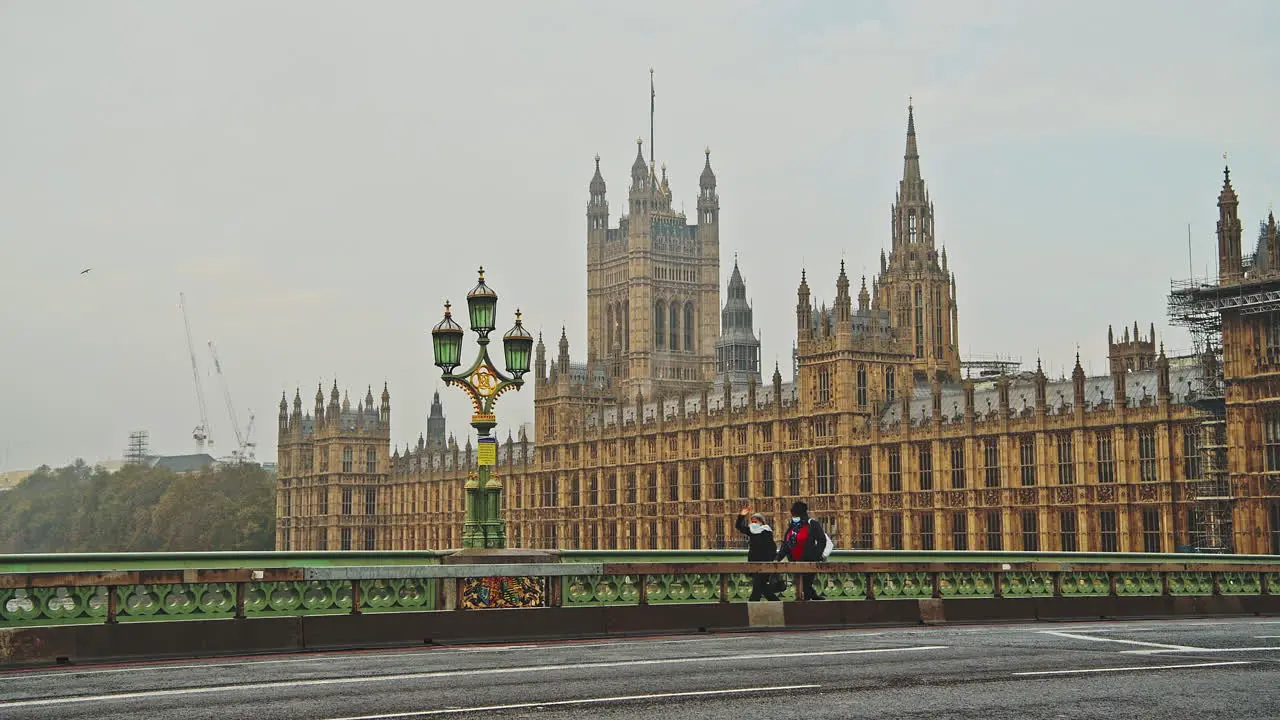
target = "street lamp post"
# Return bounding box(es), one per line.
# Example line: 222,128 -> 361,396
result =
431,267 -> 533,549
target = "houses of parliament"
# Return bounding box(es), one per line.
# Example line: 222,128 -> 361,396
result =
274,104 -> 1280,556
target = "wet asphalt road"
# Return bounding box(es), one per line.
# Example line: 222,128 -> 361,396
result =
2,616 -> 1280,719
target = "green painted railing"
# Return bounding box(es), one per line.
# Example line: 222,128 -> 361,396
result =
0,551 -> 448,574
560,549 -> 1280,566
2,550 -> 1279,629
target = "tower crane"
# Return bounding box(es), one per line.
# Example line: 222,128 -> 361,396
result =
180,293 -> 213,453
208,340 -> 256,463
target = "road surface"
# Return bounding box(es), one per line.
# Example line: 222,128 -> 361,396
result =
1,617 -> 1279,718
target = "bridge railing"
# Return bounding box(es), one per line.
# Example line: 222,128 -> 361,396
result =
3,550 -> 1280,628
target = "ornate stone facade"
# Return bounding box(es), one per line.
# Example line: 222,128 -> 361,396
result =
275,107 -> 1274,555
1170,168 -> 1280,554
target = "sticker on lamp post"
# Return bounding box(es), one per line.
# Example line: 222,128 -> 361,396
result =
477,437 -> 497,466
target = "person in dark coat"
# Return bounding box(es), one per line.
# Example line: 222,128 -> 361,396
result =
735,507 -> 780,601
776,501 -> 826,600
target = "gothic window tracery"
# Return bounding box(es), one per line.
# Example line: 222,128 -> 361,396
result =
683,302 -> 694,351
655,300 -> 666,350
669,302 -> 679,351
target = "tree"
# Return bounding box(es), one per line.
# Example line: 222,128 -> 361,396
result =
0,460 -> 275,553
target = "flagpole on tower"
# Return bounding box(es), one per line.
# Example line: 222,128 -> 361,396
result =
649,67 -> 655,172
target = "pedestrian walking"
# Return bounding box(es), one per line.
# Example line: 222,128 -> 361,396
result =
776,501 -> 827,600
735,507 -> 780,601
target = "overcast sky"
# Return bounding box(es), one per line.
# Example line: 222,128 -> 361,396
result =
2,1 -> 1278,471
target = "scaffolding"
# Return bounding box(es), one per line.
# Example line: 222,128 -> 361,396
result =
124,431 -> 151,466
1166,275 -> 1280,552
961,354 -> 1022,380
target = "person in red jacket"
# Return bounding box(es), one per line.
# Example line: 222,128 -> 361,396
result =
776,501 -> 826,600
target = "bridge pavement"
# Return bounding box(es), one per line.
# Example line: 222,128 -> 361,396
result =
0,617 -> 1278,718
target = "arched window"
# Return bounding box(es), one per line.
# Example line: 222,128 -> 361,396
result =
857,365 -> 868,408
683,302 -> 695,351
886,367 -> 896,403
933,286 -> 944,360
909,211 -> 918,243
606,304 -> 614,350
669,302 -> 679,351
623,299 -> 630,350
914,284 -> 924,359
655,300 -> 666,349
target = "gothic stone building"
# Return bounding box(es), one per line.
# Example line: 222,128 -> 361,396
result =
275,107 -> 1272,555
1167,168 -> 1280,554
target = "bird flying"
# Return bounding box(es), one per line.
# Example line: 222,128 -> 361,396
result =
80,268 -> 91,275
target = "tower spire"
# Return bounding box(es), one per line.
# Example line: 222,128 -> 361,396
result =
902,98 -> 922,188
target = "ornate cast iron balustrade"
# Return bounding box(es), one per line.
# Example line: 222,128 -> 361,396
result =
3,550 -> 1280,629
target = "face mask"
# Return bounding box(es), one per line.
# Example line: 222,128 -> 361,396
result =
749,523 -> 763,533
791,517 -> 802,524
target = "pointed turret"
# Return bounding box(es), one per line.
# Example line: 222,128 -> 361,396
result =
698,147 -> 718,227
858,275 -> 870,312
834,260 -> 852,322
292,388 -> 302,423
365,385 -> 375,412
796,269 -> 812,339
557,326 -> 570,376
587,153 -> 608,235
278,391 -> 289,430
380,382 -> 390,423
658,163 -> 672,209
315,383 -> 326,424
426,389 -> 445,450
630,138 -> 649,193
716,257 -> 762,386
1218,163 -> 1243,282
589,154 -> 606,196
342,390 -> 351,414
903,100 -> 921,187
700,147 -> 716,190
534,332 -> 547,383
1262,210 -> 1280,277
891,100 -> 932,249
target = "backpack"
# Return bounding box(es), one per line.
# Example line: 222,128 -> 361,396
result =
808,518 -> 834,561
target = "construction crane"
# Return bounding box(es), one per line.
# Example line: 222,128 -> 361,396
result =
179,293 -> 213,453
208,340 -> 256,463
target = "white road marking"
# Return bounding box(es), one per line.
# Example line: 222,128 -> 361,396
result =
0,645 -> 946,709
1038,630 -> 1201,651
320,684 -> 823,720
2,635 -> 753,680
1255,636 -> 1280,639
1014,661 -> 1251,677
455,636 -> 751,652
1132,647 -> 1280,654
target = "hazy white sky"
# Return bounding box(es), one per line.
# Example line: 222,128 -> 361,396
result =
2,1 -> 1278,471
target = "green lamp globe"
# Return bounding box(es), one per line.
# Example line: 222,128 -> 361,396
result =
466,266 -> 498,336
431,301 -> 464,372
503,309 -> 534,377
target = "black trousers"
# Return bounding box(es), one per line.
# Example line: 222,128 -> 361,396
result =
799,573 -> 822,599
749,571 -> 779,601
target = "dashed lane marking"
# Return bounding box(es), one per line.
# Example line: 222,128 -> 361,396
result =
1014,661 -> 1251,677
0,645 -> 946,709
319,684 -> 823,719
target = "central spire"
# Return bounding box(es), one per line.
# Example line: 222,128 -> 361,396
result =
902,98 -> 922,193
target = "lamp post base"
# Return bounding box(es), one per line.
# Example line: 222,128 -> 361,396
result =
462,462 -> 506,550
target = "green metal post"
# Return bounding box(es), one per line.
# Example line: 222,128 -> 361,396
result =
431,268 -> 532,551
